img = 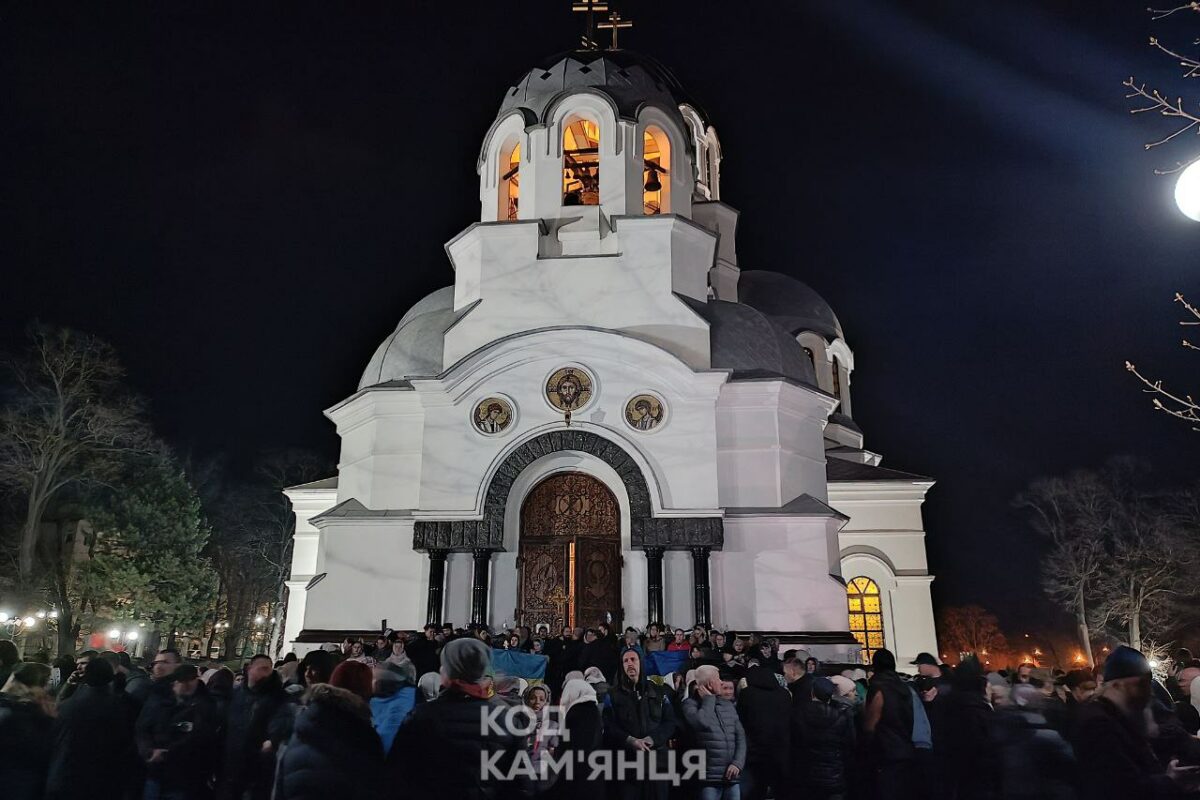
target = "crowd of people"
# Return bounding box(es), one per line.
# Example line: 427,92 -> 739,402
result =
1,622 -> 1199,799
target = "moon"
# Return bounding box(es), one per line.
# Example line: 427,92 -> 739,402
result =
1175,159 -> 1200,222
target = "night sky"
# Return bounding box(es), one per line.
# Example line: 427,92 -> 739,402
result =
3,1 -> 1197,633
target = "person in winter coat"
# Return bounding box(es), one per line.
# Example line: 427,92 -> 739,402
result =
46,658 -> 136,800
370,660 -> 417,753
387,637 -> 532,799
942,656 -> 999,800
1073,646 -> 1200,798
681,665 -> 746,800
549,678 -> 603,800
736,665 -> 791,800
273,684 -> 383,800
216,655 -> 295,800
0,641 -> 19,689
602,647 -> 678,800
795,677 -> 856,800
862,649 -> 917,800
135,664 -> 221,800
0,662 -> 54,800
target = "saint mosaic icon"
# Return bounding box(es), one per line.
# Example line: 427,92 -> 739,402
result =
625,393 -> 664,432
472,397 -> 513,435
545,366 -> 593,414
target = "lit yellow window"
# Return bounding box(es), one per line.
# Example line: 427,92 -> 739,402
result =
563,116 -> 601,206
847,576 -> 885,664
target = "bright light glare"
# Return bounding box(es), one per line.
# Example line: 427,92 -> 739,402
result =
1175,160 -> 1200,222
127,631 -> 139,641
22,616 -> 35,627
49,611 -> 58,619
0,613 -> 9,623
254,616 -> 264,624
36,610 -> 46,619
1149,659 -> 1161,669
108,628 -> 121,639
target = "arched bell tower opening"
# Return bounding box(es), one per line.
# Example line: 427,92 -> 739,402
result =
499,139 -> 521,221
562,114 -> 602,206
518,472 -> 621,631
642,125 -> 670,215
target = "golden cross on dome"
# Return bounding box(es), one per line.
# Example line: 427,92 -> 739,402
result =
597,9 -> 633,50
572,0 -> 609,50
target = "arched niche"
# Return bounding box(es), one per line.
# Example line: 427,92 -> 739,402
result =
642,125 -> 671,215
561,113 -> 602,207
478,112 -> 528,222
638,106 -> 691,218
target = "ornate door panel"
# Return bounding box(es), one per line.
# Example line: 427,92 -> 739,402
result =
574,536 -> 622,629
518,541 -> 570,631
519,472 -> 621,628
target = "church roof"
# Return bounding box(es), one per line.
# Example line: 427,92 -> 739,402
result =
738,270 -> 844,340
358,286 -> 456,390
497,49 -> 705,126
682,296 -> 818,387
284,476 -> 339,491
825,457 -> 930,483
725,493 -> 849,521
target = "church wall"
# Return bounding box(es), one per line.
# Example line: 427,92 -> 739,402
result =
715,381 -> 835,508
411,330 -> 725,516
303,521 -> 425,632
329,391 -> 425,511
714,517 -> 847,632
442,217 -> 714,372
663,551 -> 694,627
281,488 -> 337,649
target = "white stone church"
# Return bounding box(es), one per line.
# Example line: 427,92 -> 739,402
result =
282,45 -> 938,665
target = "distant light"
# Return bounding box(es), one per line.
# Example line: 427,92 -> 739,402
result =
49,610 -> 58,619
1175,159 -> 1200,222
127,631 -> 139,641
138,622 -> 145,627
269,617 -> 276,624
0,612 -> 9,623
254,616 -> 264,624
36,610 -> 46,619
108,628 -> 121,639
1149,659 -> 1161,669
23,617 -> 36,629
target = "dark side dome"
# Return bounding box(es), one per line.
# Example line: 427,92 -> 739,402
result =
498,49 -> 706,125
737,270 -> 844,341
682,297 -> 817,387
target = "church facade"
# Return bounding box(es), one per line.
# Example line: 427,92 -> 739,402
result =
283,47 -> 938,665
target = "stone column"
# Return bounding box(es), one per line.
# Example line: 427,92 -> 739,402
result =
690,546 -> 711,627
644,547 -> 665,626
425,549 -> 448,626
471,549 -> 493,627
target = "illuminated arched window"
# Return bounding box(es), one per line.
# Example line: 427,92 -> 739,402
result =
562,115 -> 601,206
500,141 -> 520,221
847,576 -> 885,664
643,126 -> 670,215
831,357 -> 842,401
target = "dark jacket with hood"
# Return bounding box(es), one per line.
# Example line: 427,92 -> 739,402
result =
274,684 -> 383,800
737,666 -> 791,773
602,652 -> 677,751
796,698 -> 856,793
0,691 -> 54,800
219,670 -> 294,800
46,684 -> 136,800
388,687 -> 532,799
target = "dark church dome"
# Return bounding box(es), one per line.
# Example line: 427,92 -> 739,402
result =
497,49 -> 706,126
683,297 -> 818,387
738,270 -> 844,341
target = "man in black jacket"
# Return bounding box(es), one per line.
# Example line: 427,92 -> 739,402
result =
136,664 -> 220,800
388,637 -> 531,799
603,647 -> 678,800
1073,645 -> 1200,798
738,665 -> 791,800
862,649 -> 916,800
46,659 -> 136,800
217,655 -> 294,800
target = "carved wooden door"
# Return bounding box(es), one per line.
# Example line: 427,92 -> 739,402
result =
519,472 -> 620,629
574,536 -> 621,629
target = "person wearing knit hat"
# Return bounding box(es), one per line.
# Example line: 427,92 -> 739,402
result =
388,637 -> 528,796
329,660 -> 373,704
1073,645 -> 1200,795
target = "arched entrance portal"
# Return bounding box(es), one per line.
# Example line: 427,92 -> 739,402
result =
518,472 -> 621,630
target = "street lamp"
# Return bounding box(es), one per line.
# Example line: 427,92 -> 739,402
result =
0,612 -> 9,623
1175,159 -> 1200,222
22,617 -> 35,628
108,628 -> 121,639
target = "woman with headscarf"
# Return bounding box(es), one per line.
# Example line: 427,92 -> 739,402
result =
387,637 -> 530,795
0,662 -> 54,800
550,678 -> 603,800
602,647 -> 678,800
